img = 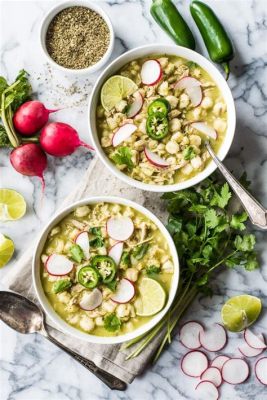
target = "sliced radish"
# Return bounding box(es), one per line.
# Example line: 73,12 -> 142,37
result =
106,216 -> 134,241
127,92 -> 143,118
200,367 -> 222,387
211,355 -> 230,370
144,147 -> 170,168
195,381 -> 219,400
45,254 -> 73,276
112,123 -> 137,147
239,334 -> 265,357
199,323 -> 227,352
79,288 -> 102,311
244,329 -> 267,350
191,122 -> 217,140
111,278 -> 135,304
179,321 -> 204,350
141,59 -> 162,86
181,351 -> 209,377
222,358 -> 249,384
108,241 -> 124,265
75,231 -> 90,259
175,77 -> 202,107
255,357 -> 267,385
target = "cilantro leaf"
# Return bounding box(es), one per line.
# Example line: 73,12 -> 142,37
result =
210,183 -> 231,208
0,125 -> 11,147
205,209 -> 219,229
132,243 -> 149,260
230,212 -> 248,231
89,237 -> 105,248
121,251 -> 131,267
146,265 -> 161,277
70,244 -> 84,263
111,147 -> 133,170
89,227 -> 102,236
183,146 -> 196,160
104,313 -> 121,332
234,234 -> 256,252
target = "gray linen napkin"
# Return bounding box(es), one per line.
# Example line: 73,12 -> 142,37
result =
1,157 -> 171,384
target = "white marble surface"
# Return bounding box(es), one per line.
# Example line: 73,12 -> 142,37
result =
0,0 -> 267,399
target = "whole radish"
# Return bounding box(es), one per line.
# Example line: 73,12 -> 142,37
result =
10,143 -> 47,190
13,100 -> 58,136
40,122 -> 94,157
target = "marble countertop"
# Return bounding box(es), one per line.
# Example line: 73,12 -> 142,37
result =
0,0 -> 266,399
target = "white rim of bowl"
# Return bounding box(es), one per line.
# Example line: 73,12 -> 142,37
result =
88,44 -> 236,192
32,196 -> 179,344
39,0 -> 115,74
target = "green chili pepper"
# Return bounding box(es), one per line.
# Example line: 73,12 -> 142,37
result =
146,113 -> 169,140
150,0 -> 196,49
190,0 -> 234,80
78,266 -> 99,289
148,98 -> 170,117
91,255 -> 117,284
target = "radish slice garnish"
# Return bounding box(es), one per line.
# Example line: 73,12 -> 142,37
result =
106,216 -> 134,241
244,329 -> 267,349
75,231 -> 90,259
200,367 -> 222,387
239,334 -> 265,357
175,77 -> 202,107
211,355 -> 230,370
112,123 -> 137,147
141,59 -> 162,86
181,351 -> 209,377
222,358 -> 249,384
127,92 -> 143,118
144,147 -> 171,168
199,323 -> 227,352
108,241 -> 124,265
255,357 -> 267,385
179,321 -> 204,349
195,381 -> 219,400
45,254 -> 73,276
111,278 -> 135,304
191,122 -> 217,140
79,288 -> 102,311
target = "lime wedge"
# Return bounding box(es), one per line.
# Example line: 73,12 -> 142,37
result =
135,277 -> 166,317
221,294 -> 262,332
0,233 -> 15,268
101,75 -> 138,111
0,189 -> 26,221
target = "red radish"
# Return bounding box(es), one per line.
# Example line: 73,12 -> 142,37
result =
195,381 -> 219,400
181,351 -> 209,377
211,355 -> 230,370
244,329 -> 267,350
179,321 -> 204,350
10,144 -> 47,191
45,254 -> 73,276
255,357 -> 267,385
191,122 -> 217,140
144,147 -> 171,168
199,323 -> 227,352
106,216 -> 134,241
111,278 -> 135,304
239,343 -> 264,358
108,241 -> 124,265
40,122 -> 94,157
112,123 -> 137,147
222,358 -> 249,384
13,101 -> 59,136
75,231 -> 90,259
141,59 -> 162,86
174,77 -> 202,107
200,367 -> 222,387
127,92 -> 144,118
79,288 -> 102,311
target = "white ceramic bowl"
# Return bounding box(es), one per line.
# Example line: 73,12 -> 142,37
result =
88,44 -> 236,192
39,0 -> 114,75
32,196 -> 179,344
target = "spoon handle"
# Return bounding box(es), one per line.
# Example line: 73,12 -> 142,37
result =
206,143 -> 267,229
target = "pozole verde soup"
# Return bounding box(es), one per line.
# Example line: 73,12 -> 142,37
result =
97,55 -> 227,185
41,202 -> 174,336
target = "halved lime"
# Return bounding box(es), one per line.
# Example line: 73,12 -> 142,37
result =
101,75 -> 138,111
0,189 -> 26,221
221,294 -> 262,332
0,233 -> 15,268
135,277 -> 166,317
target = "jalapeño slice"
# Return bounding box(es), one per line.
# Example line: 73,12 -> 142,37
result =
146,112 -> 169,140
92,255 -> 117,284
148,98 -> 170,116
78,266 -> 99,289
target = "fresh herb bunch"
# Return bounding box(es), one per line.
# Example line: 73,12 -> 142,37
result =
124,175 -> 259,360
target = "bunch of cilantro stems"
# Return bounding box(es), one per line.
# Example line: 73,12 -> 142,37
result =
123,174 -> 258,361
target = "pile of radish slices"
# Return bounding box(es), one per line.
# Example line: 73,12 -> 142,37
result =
179,321 -> 267,399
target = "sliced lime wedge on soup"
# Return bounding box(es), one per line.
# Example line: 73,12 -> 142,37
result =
135,277 -> 166,317
0,233 -> 15,268
101,75 -> 138,111
0,189 -> 26,221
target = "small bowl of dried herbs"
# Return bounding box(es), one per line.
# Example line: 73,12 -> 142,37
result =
40,1 -> 114,74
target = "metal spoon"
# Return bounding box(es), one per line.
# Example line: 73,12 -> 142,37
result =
205,142 -> 267,229
0,291 -> 126,391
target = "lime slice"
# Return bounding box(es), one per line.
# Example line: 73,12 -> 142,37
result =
221,294 -> 262,332
101,75 -> 138,111
135,277 -> 166,317
0,189 -> 26,221
0,233 -> 15,268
